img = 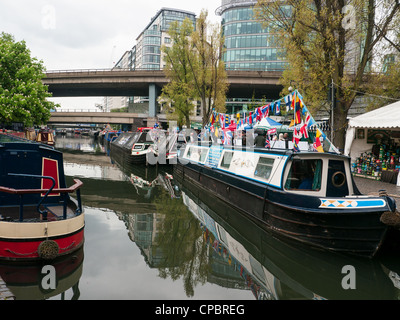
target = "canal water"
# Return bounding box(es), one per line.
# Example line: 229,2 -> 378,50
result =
4,134 -> 400,300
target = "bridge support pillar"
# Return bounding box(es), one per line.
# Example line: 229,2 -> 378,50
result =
149,84 -> 159,118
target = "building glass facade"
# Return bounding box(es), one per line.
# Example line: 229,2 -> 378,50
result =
135,8 -> 196,70
217,0 -> 287,71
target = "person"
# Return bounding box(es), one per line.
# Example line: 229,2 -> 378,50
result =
283,132 -> 289,149
255,131 -> 266,147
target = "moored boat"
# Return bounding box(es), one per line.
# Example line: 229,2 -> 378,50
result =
147,131 -> 187,165
174,143 -> 397,257
36,128 -> 55,146
174,90 -> 399,258
0,133 -> 84,262
110,128 -> 165,165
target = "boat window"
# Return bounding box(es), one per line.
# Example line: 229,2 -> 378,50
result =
284,159 -> 322,191
221,151 -> 234,169
254,157 -> 275,180
186,146 -> 208,163
327,160 -> 349,197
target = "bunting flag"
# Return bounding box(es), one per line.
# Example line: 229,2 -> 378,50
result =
293,127 -> 302,145
285,94 -> 292,111
294,94 -> 302,125
256,107 -> 262,122
261,104 -> 269,117
225,115 -> 230,128
203,89 -> 339,154
313,129 -> 324,153
300,113 -> 311,139
275,101 -> 281,116
210,111 -> 216,125
219,114 -> 225,129
223,129 -> 233,145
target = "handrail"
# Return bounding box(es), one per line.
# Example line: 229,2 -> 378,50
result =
0,179 -> 83,195
0,178 -> 83,221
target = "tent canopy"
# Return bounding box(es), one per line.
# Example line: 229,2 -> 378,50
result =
253,117 -> 282,128
344,100 -> 400,157
348,100 -> 400,129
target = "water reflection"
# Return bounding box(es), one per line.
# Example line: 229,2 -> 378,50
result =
0,248 -> 83,300
6,134 -> 395,300
176,176 -> 400,300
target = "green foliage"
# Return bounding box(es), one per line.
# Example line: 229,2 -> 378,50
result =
161,18 -> 197,128
255,0 -> 400,150
161,10 -> 228,128
0,32 -> 58,127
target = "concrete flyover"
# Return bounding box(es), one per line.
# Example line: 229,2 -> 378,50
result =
48,111 -> 148,127
43,69 -> 283,99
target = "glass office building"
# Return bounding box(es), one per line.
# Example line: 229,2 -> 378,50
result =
217,0 -> 287,71
135,8 -> 196,70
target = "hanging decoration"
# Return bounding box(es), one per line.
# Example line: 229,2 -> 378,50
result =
204,90 -> 339,154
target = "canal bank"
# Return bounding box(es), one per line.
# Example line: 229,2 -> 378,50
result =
354,176 -> 400,199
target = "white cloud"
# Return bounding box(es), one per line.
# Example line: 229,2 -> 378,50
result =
1,0 -> 222,108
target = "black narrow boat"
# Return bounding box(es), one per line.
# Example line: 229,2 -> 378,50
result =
110,128 -> 165,165
174,143 -> 398,257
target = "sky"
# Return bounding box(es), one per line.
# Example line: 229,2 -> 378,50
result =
0,0 -> 222,110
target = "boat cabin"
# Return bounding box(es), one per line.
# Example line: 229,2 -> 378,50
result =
181,144 -> 358,198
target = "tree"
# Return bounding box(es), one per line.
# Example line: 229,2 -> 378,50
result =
0,32 -> 58,127
190,10 -> 229,127
255,0 -> 400,151
161,19 -> 197,128
161,10 -> 229,128
365,12 -> 400,110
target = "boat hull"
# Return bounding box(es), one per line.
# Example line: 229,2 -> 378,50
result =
110,142 -> 148,165
174,162 -> 389,257
0,214 -> 85,262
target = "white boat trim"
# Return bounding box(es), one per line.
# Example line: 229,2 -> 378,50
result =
0,213 -> 84,240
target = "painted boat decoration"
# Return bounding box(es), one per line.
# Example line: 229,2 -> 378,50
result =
0,133 -> 84,262
110,128 -> 165,165
174,91 -> 399,257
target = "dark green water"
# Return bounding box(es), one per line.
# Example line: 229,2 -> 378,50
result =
4,135 -> 400,300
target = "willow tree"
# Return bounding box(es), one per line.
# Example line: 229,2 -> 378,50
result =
161,10 -> 228,128
255,0 -> 400,151
0,32 -> 58,127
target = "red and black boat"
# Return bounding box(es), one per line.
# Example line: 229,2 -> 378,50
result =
0,133 -> 84,262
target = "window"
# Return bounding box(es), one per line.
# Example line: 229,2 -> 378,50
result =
221,151 -> 234,169
254,157 -> 275,180
284,159 -> 322,191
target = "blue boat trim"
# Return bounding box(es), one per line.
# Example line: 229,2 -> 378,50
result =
319,199 -> 387,209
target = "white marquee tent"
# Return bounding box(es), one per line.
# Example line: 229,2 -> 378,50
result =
344,100 -> 400,160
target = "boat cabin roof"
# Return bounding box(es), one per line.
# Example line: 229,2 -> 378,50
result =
181,143 -> 356,198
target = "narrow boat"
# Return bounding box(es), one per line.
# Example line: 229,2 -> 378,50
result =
110,128 -> 165,165
0,133 -> 84,262
147,132 -> 187,165
174,142 -> 398,257
36,128 -> 55,146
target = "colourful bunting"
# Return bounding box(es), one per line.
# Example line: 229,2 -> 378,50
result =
203,90 -> 338,154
